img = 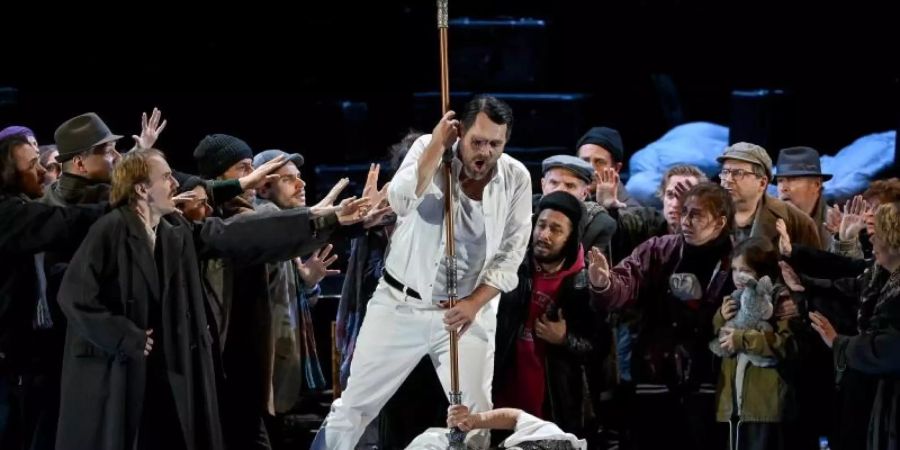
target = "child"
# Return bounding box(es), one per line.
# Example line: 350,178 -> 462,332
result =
712,237 -> 798,450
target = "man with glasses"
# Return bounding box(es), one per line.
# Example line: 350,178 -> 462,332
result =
44,110 -> 166,207
716,142 -> 821,249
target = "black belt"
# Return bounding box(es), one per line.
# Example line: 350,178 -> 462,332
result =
383,271 -> 422,300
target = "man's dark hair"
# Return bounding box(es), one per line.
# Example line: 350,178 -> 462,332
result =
0,136 -> 30,194
460,95 -> 514,140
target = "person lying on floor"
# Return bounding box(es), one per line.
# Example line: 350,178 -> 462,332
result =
406,405 -> 587,450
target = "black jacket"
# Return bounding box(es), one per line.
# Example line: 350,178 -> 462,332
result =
831,264 -> 900,450
494,253 -> 608,433
0,193 -> 104,371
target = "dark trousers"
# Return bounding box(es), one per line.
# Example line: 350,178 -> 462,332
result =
137,371 -> 187,450
0,370 -> 60,450
727,421 -> 784,450
629,390 -> 725,450
223,398 -> 272,450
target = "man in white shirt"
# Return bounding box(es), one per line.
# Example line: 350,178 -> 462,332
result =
313,95 -> 532,450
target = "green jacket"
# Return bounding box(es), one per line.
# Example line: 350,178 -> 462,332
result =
712,307 -> 799,423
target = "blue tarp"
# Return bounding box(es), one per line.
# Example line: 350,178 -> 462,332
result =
625,122 -> 896,205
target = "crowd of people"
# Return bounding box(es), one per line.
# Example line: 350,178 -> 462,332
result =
1,95 -> 899,450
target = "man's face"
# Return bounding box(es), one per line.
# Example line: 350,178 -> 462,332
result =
260,163 -> 306,209
178,185 -> 212,222
42,149 -> 60,186
11,143 -> 46,199
719,160 -> 766,206
578,144 -> 621,193
458,112 -> 507,181
221,158 -> 254,200
144,156 -> 179,215
532,209 -> 573,264
777,176 -> 822,216
578,144 -> 620,173
541,168 -> 588,201
74,141 -> 120,182
662,175 -> 700,231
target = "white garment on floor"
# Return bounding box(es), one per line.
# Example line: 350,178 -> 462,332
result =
503,412 -> 587,449
404,412 -> 586,450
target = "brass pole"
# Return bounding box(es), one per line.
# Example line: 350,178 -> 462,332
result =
437,1 -> 466,448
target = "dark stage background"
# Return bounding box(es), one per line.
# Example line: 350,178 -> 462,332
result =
2,1 -> 898,198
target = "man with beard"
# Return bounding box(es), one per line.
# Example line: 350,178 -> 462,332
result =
0,135 -> 106,450
55,148 -> 368,450
19,110 -> 165,450
251,149 -> 346,428
313,95 -> 532,450
195,135 -> 370,448
537,155 -> 617,258
493,191 -> 600,436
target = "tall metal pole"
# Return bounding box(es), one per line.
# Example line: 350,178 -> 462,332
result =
437,1 -> 466,448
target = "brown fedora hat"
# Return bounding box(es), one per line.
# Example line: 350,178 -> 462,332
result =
54,113 -> 122,162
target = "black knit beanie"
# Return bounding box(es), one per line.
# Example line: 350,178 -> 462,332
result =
193,134 -> 253,178
575,126 -> 624,163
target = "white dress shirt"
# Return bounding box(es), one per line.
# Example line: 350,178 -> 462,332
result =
386,134 -> 532,304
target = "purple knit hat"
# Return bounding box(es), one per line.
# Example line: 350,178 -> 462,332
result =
0,126 -> 35,141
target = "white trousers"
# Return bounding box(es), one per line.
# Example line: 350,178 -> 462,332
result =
312,280 -> 498,450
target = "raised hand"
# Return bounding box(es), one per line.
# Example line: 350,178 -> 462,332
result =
335,196 -> 372,225
775,218 -> 792,257
296,244 -> 341,288
239,155 -> 287,190
314,178 -> 350,211
588,246 -> 611,290
839,195 -> 867,242
432,111 -> 460,149
132,107 -> 167,149
595,168 -> 626,209
779,261 -> 805,292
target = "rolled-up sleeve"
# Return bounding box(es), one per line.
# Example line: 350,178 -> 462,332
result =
481,164 -> 532,293
388,134 -> 442,217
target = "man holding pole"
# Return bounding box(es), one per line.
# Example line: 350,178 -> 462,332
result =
312,96 -> 532,449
